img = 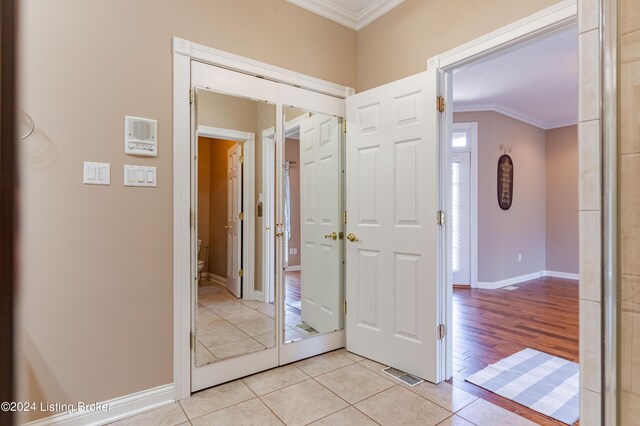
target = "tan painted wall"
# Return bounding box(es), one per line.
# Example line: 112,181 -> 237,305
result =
197,137 -> 212,252
286,138 -> 301,267
619,0 -> 640,417
455,112 -> 547,283
545,125 -> 579,275
356,0 -> 562,91
17,0 -> 355,420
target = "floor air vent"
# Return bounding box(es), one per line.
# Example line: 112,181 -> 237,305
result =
382,367 -> 424,387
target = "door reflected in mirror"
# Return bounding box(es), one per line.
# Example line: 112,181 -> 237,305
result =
283,106 -> 345,343
195,89 -> 276,366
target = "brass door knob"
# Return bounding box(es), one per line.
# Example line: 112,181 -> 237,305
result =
347,233 -> 358,242
324,232 -> 338,240
225,225 -> 230,229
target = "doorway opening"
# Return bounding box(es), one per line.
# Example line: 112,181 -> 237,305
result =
445,25 -> 581,425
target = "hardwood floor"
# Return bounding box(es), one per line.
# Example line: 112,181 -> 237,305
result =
285,270 -> 301,315
449,277 -> 579,425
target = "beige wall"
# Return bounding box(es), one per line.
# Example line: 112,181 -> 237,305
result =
455,112 -> 547,283
356,0 -> 562,91
619,0 -> 640,419
18,0 -> 355,421
545,125 -> 579,275
285,138 -> 301,267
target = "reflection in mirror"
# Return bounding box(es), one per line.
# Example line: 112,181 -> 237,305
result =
195,89 -> 276,366
283,106 -> 344,343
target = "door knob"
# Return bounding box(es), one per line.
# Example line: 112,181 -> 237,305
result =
324,232 -> 338,240
347,233 -> 359,242
225,225 -> 230,229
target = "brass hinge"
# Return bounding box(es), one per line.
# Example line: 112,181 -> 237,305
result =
344,210 -> 347,224
190,209 -> 194,227
437,324 -> 446,340
238,269 -> 244,278
437,210 -> 446,226
344,301 -> 347,315
239,155 -> 244,164
436,96 -> 445,113
239,212 -> 244,221
344,121 -> 347,133
189,88 -> 194,104
190,332 -> 194,349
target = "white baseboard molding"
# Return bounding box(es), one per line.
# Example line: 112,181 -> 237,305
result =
23,384 -> 174,426
285,265 -> 301,272
254,290 -> 264,302
476,270 -> 580,289
543,270 -> 579,281
208,273 -> 227,285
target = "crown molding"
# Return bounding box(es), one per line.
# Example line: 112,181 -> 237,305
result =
287,0 -> 405,30
453,103 -> 577,130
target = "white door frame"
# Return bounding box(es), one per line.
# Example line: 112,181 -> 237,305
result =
450,122 -> 478,288
429,0 -> 577,380
173,38 -> 354,400
197,125 -> 256,300
261,128 -> 276,304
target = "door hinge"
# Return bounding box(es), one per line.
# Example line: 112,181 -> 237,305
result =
344,301 -> 347,315
189,88 -> 194,104
239,155 -> 244,164
190,332 -> 194,349
437,324 -> 446,340
436,96 -> 445,113
437,210 -> 446,226
344,121 -> 347,133
190,209 -> 194,227
344,210 -> 347,224
239,212 -> 244,221
239,269 -> 244,278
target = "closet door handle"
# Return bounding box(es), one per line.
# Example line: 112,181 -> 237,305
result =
324,232 -> 338,240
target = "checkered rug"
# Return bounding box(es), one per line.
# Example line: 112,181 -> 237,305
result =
466,348 -> 579,425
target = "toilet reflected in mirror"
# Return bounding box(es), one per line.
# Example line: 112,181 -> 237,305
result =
283,106 -> 345,343
194,89 -> 276,367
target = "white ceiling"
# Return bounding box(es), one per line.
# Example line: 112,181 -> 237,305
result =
287,0 -> 405,30
453,26 -> 578,130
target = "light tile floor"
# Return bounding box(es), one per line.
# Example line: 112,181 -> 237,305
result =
110,349 -> 537,426
195,280 -> 276,366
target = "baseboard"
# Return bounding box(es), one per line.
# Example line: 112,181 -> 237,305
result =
23,384 -> 174,426
285,265 -> 301,272
476,271 -> 545,289
209,273 -> 227,285
254,290 -> 264,302
543,270 -> 579,281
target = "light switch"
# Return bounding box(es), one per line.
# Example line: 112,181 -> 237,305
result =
84,162 -> 110,185
124,165 -> 157,187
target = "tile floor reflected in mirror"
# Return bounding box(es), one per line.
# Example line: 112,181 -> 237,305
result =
111,349 -> 538,426
196,279 -> 275,366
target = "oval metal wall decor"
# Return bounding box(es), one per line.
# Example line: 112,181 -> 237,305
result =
497,154 -> 514,210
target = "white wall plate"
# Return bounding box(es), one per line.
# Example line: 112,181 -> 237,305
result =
124,165 -> 157,187
83,161 -> 110,185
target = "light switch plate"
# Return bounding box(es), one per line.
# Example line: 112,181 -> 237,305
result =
124,165 -> 157,187
83,162 -> 110,185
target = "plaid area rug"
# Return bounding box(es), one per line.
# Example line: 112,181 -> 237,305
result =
466,348 -> 579,425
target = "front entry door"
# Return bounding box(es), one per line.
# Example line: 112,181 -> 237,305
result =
345,70 -> 443,383
226,143 -> 242,298
299,114 -> 343,334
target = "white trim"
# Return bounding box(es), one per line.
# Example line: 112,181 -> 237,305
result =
286,0 -> 405,31
195,125 -> 256,302
23,384 -> 173,426
476,270 -> 580,289
174,38 -> 354,99
197,125 -> 254,142
544,270 -> 579,280
428,0 -> 577,70
173,38 -> 351,398
476,271 -> 546,289
431,0 -> 578,382
262,129 -> 276,304
453,103 -> 578,130
208,273 -> 228,286
286,265 -> 302,272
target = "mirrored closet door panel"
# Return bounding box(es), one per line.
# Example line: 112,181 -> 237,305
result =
194,88 -> 276,367
282,106 -> 345,344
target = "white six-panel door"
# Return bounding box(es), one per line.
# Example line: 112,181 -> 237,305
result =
227,143 -> 243,298
345,70 -> 442,382
300,114 -> 343,334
